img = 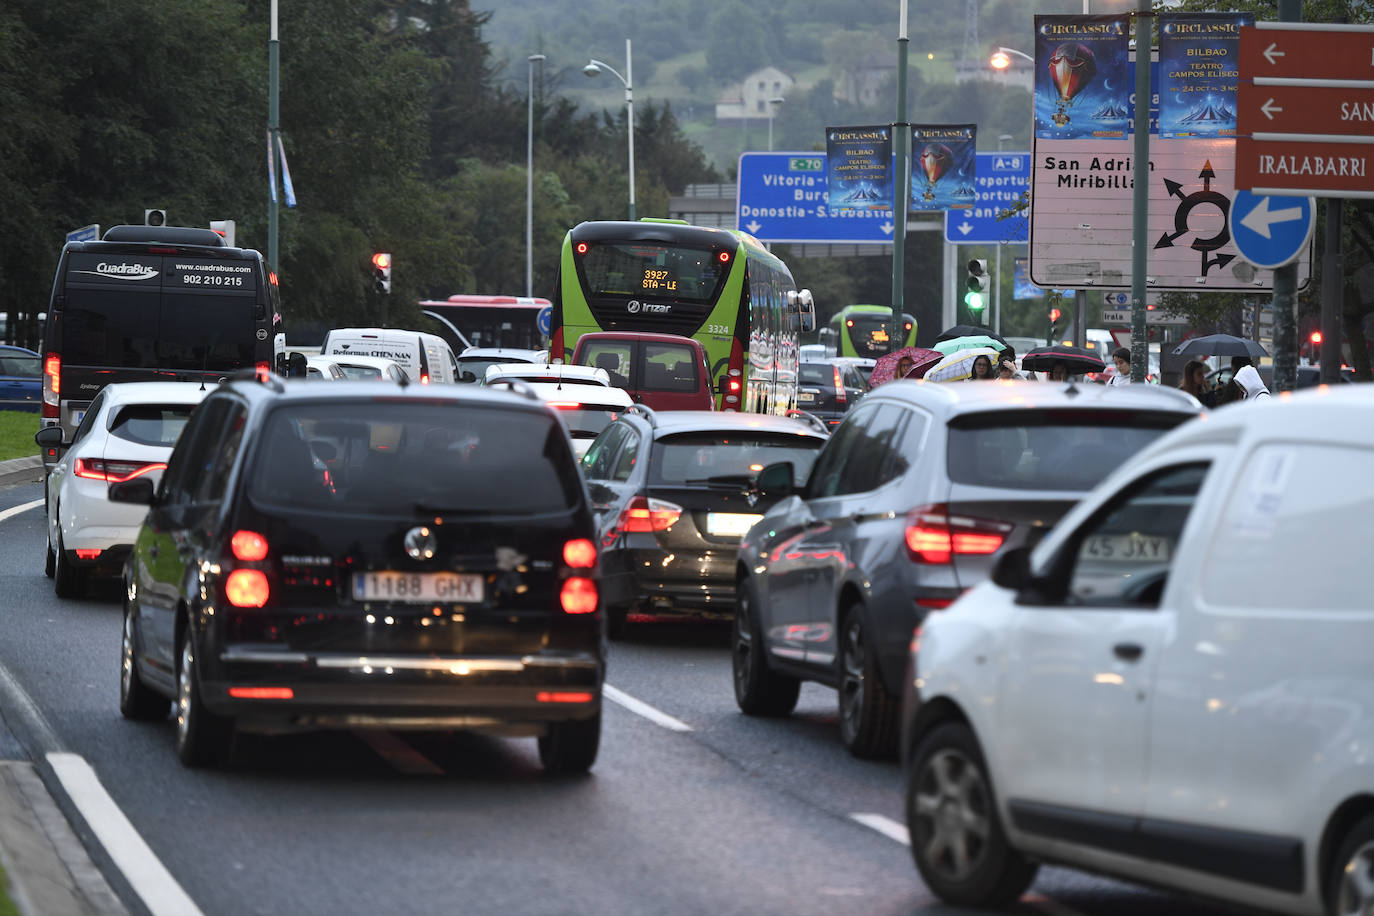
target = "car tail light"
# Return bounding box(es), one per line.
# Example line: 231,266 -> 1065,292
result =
226,569 -> 269,607
255,361 -> 271,380
421,373 -> 430,384
74,548 -> 102,560
537,691 -> 593,703
832,365 -> 847,405
618,496 -> 683,533
905,504 -> 1013,564
563,538 -> 597,569
560,577 -> 598,614
73,458 -> 167,483
231,530 -> 269,562
43,353 -> 60,418
228,686 -> 293,699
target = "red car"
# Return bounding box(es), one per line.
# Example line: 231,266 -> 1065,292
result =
571,332 -> 715,411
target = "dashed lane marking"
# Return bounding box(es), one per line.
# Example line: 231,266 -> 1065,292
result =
850,812 -> 910,846
603,684 -> 693,732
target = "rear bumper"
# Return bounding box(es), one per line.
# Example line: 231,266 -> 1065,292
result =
602,553 -> 739,616
63,543 -> 131,577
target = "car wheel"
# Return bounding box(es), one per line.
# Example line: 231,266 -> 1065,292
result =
44,531 -> 55,579
731,577 -> 800,717
538,709 -> 600,776
175,625 -> 233,768
52,528 -> 85,599
838,608 -> 899,758
1328,813 -> 1374,916
119,602 -> 168,721
906,722 -> 1037,907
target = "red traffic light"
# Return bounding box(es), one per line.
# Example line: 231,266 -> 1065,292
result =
1049,308 -> 1062,323
371,252 -> 391,270
1310,330 -> 1323,344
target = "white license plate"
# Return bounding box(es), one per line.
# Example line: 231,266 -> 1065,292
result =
797,391 -> 816,403
1081,535 -> 1171,562
352,571 -> 484,603
706,512 -> 762,538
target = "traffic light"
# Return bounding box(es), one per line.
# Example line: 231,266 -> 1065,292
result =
1309,329 -> 1323,361
371,252 -> 392,294
210,220 -> 236,247
1048,307 -> 1062,344
144,209 -> 167,227
965,258 -> 988,315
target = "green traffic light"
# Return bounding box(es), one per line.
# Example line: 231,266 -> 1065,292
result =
964,290 -> 985,312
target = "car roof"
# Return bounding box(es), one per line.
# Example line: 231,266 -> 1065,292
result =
1143,384 -> 1374,454
98,381 -> 215,406
863,378 -> 1202,418
574,331 -> 703,348
521,382 -> 634,407
459,347 -> 542,360
640,410 -> 829,441
218,376 -> 556,413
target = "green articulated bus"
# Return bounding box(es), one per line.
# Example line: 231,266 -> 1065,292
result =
550,219 -> 814,413
829,304 -> 917,359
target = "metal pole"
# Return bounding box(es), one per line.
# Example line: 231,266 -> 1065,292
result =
1320,200 -> 1343,383
1129,1 -> 1151,383
891,0 -> 910,353
768,111 -> 774,152
995,133 -> 1012,335
268,0 -> 279,273
526,54 -> 544,298
625,38 -> 635,222
1271,0 -> 1302,393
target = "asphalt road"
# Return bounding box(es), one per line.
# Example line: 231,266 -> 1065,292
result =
0,480 -> 1258,916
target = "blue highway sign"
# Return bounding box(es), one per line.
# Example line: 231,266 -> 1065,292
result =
536,305 -> 552,337
944,152 -> 1030,245
1228,191 -> 1315,270
736,152 -> 897,244
66,224 -> 100,243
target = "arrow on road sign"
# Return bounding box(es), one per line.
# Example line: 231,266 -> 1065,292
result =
746,220 -> 762,233
880,222 -> 894,235
1260,98 -> 1283,120
1239,197 -> 1304,239
957,222 -> 973,236
1263,42 -> 1285,65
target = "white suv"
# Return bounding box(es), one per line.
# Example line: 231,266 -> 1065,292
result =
901,386 -> 1374,916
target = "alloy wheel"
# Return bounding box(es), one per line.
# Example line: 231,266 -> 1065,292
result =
121,613 -> 136,702
911,748 -> 993,883
839,617 -> 866,736
732,592 -> 753,696
1337,840 -> 1374,916
176,638 -> 193,746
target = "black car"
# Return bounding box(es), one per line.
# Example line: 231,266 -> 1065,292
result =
111,373 -> 604,773
581,406 -> 828,638
795,360 -> 868,429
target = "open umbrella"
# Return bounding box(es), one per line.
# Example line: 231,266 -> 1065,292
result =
1021,345 -> 1105,376
935,326 -> 1010,348
869,347 -> 943,385
925,347 -> 1001,382
1172,334 -> 1269,359
933,334 -> 1008,356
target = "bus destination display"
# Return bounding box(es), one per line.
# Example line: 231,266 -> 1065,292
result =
641,267 -> 678,293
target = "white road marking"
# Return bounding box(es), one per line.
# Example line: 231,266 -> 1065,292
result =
0,497 -> 43,524
849,812 -> 910,846
1026,894 -> 1092,916
47,752 -> 204,916
355,731 -> 445,775
603,684 -> 693,732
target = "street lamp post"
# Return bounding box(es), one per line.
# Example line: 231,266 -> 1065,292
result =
526,53 -> 545,298
584,40 -> 635,221
767,96 -> 785,151
994,133 -> 1013,335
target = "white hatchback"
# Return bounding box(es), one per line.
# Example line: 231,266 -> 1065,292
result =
518,382 -> 634,459
484,363 -> 611,388
38,382 -> 210,598
900,386 -> 1374,915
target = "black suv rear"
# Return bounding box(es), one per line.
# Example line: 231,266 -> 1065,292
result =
112,375 -> 604,773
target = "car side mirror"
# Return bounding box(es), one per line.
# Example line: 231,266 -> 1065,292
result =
991,546 -> 1033,590
108,477 -> 157,506
35,426 -> 66,449
753,461 -> 794,500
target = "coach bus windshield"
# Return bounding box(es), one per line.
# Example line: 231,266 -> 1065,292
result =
579,242 -> 727,304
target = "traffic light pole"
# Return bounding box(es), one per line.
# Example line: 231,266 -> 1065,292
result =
890,0 -> 910,356
267,0 -> 280,274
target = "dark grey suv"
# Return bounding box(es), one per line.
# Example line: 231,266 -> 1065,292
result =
732,380 -> 1201,757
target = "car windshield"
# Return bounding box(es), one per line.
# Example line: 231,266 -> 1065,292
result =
650,433 -> 823,486
946,410 -> 1188,492
108,404 -> 197,446
336,364 -> 383,380
248,401 -> 581,513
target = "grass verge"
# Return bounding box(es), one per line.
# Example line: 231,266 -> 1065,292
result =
0,864 -> 20,916
0,411 -> 39,462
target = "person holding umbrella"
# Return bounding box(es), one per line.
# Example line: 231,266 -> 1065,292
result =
1179,359 -> 1215,407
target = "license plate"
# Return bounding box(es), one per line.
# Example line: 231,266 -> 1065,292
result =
1081,535 -> 1171,562
706,512 -> 762,538
71,410 -> 85,427
797,391 -> 816,403
352,571 -> 484,603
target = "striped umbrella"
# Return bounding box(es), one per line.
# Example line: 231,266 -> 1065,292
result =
925,347 -> 1001,382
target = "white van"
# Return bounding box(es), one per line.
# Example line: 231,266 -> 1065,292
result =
319,328 -> 457,384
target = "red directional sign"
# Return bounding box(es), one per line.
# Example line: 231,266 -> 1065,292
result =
1239,25 -> 1374,82
1236,138 -> 1374,195
1238,82 -> 1374,137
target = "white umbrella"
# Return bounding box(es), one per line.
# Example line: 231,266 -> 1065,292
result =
925,347 -> 1001,383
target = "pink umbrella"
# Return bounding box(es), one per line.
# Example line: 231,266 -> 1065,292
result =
870,347 -> 943,385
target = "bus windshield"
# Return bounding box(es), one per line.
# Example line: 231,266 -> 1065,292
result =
61,288 -> 256,371
580,242 -> 727,303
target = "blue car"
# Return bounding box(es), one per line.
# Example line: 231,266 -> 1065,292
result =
0,346 -> 41,413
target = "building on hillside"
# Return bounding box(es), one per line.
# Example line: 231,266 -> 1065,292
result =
832,64 -> 893,107
714,67 -> 795,123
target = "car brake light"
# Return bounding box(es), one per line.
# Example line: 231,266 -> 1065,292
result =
228,686 -> 293,699
226,569 -> 270,607
905,504 -> 1012,564
73,458 -> 167,483
231,530 -> 269,562
74,548 -> 102,560
547,401 -> 580,410
421,373 -> 430,384
833,365 -> 847,405
537,691 -> 593,703
256,361 -> 271,379
560,577 -> 598,614
43,353 -> 60,417
563,538 -> 597,568
618,496 -> 683,533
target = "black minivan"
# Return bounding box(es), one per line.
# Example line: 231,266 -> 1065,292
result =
112,374 -> 605,773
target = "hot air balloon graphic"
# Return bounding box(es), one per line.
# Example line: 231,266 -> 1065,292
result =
1047,42 -> 1097,128
918,144 -> 954,203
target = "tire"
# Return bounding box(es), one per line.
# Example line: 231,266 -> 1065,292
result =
1328,813 -> 1374,916
175,625 -> 234,768
837,608 -> 899,758
52,529 -> 85,599
906,722 -> 1037,908
119,602 -> 168,721
538,710 -> 601,775
44,532 -> 55,579
731,577 -> 800,717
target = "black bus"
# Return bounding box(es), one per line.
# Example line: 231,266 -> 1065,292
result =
40,225 -> 283,472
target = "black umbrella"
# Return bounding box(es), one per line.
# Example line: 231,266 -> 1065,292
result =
935,325 -> 1010,349
1021,345 -> 1106,376
1172,334 -> 1269,359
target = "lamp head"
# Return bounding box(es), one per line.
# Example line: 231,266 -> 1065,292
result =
583,63 -> 601,78
990,50 -> 1011,70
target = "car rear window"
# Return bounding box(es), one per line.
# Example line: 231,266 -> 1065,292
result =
0,354 -> 39,377
650,433 -> 824,487
946,410 -> 1188,492
798,364 -> 834,386
336,364 -> 383,380
108,404 -> 198,447
249,401 -> 582,514
551,406 -> 623,439
643,343 -> 700,392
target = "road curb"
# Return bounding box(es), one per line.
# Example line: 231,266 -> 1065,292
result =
0,456 -> 42,490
